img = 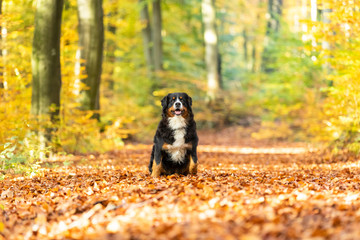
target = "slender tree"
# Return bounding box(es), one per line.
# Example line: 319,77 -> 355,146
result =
139,0 -> 154,72
266,0 -> 282,35
251,4 -> 259,73
311,0 -> 317,22
31,0 -> 63,140
202,0 -> 221,99
152,0 -> 162,71
77,0 -> 104,120
104,1 -> 117,93
321,6 -> 332,76
261,0 -> 282,72
243,29 -> 248,63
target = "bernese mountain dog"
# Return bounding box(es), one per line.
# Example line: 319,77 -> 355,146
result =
149,92 -> 198,177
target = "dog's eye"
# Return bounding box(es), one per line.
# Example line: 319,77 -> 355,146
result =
180,97 -> 183,100
172,97 -> 175,100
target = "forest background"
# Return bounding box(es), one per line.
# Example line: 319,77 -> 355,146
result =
0,0 -> 359,174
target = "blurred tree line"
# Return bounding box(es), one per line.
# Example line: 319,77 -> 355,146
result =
0,0 -> 360,169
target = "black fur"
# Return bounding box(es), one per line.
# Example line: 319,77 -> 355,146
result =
149,92 -> 198,175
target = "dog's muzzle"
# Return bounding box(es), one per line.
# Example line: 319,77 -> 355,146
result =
174,100 -> 183,116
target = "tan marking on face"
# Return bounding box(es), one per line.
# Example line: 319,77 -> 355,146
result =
167,106 -> 176,117
167,105 -> 189,118
182,106 -> 189,118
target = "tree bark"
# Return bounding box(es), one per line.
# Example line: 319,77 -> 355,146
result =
251,43 -> 257,73
252,2 -> 263,73
152,0 -> 162,71
266,0 -> 282,36
139,0 -> 154,72
243,29 -> 248,63
202,0 -> 221,99
261,0 -> 282,73
77,0 -> 104,120
31,0 -> 63,123
104,2 -> 117,93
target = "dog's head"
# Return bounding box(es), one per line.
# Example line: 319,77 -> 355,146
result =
161,92 -> 193,119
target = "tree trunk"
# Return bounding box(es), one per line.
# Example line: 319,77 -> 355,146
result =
311,0 -> 317,22
251,43 -> 257,73
152,0 -> 162,71
104,2 -> 117,94
243,29 -> 248,63
202,0 -> 221,99
243,29 -> 253,71
321,8 -> 331,77
266,0 -> 282,36
139,0 -> 154,72
261,0 -> 282,73
77,0 -> 104,120
252,2 -> 263,73
31,0 -> 63,124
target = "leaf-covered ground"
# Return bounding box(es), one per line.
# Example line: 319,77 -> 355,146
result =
2,128 -> 360,239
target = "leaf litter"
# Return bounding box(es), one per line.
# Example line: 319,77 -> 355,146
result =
1,129 -> 360,239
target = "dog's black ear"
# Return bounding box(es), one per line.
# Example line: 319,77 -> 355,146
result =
161,94 -> 169,109
188,96 -> 192,107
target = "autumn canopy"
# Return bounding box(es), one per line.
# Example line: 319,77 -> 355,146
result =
1,0 -> 360,239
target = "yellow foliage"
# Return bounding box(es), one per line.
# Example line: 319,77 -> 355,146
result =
0,0 -> 139,158
252,121 -> 293,140
2,0 -> 359,159
0,1 -> 33,146
312,0 -> 360,148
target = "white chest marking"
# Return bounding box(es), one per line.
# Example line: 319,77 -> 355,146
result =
167,116 -> 187,163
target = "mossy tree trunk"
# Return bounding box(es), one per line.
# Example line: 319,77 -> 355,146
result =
266,0 -> 282,35
139,0 -> 154,73
152,0 -> 162,71
77,0 -> 104,120
31,0 -> 63,142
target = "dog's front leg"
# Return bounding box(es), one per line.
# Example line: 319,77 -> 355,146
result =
189,139 -> 198,175
151,139 -> 164,177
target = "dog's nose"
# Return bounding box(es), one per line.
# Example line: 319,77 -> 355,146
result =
175,102 -> 181,108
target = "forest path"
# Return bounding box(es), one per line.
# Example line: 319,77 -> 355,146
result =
1,127 -> 360,239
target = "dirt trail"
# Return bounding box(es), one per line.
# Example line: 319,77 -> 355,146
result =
1,127 -> 360,239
